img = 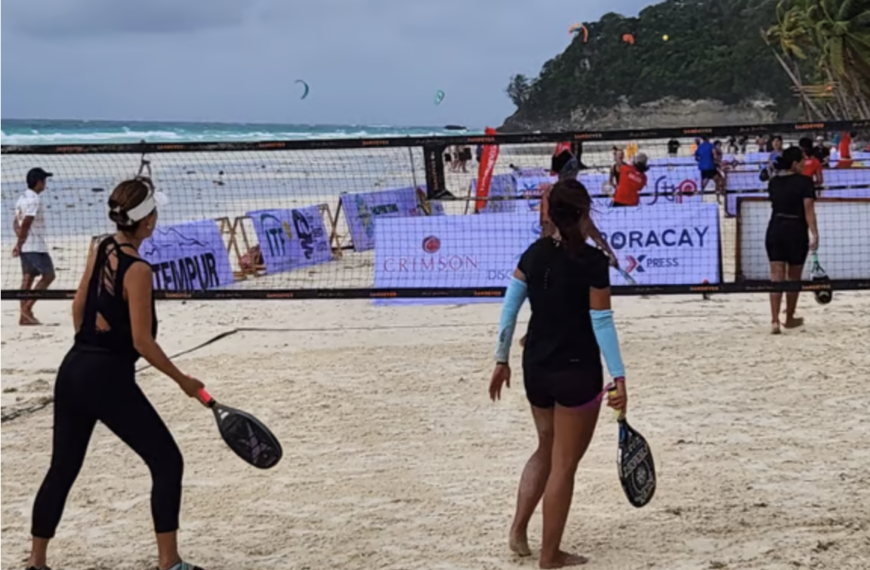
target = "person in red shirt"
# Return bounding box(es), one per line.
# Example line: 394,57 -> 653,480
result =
835,131 -> 854,169
799,137 -> 824,192
612,153 -> 649,207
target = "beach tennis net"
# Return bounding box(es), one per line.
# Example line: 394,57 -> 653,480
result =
2,120 -> 869,300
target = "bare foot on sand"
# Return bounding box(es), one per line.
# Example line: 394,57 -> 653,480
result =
784,316 -> 804,329
509,531 -> 532,557
19,312 -> 41,326
540,551 -> 588,568
771,322 -> 781,335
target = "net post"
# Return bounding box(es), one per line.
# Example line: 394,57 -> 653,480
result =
216,216 -> 247,281
328,198 -> 350,253
423,144 -> 448,199
234,216 -> 263,278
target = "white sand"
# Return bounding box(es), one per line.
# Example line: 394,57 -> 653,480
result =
2,288 -> 870,570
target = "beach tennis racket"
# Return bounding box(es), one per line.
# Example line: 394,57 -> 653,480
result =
607,385 -> 656,508
616,267 -> 638,286
810,252 -> 833,305
198,389 -> 283,469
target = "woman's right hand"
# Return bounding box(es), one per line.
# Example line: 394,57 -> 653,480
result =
809,235 -> 819,251
607,380 -> 628,417
177,375 -> 205,400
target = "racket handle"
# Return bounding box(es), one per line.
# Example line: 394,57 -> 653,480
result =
607,384 -> 625,421
197,388 -> 213,406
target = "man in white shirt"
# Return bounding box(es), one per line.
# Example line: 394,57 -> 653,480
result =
12,168 -> 56,325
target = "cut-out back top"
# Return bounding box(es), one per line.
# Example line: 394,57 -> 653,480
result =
74,236 -> 158,361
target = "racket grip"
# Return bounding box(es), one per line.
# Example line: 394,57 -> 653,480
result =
607,384 -> 624,421
197,388 -> 213,406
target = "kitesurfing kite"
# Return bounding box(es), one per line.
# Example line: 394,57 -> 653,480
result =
622,33 -> 635,45
295,79 -> 310,100
569,23 -> 588,43
434,90 -> 445,105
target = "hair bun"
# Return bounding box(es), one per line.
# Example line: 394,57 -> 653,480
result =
108,203 -> 132,226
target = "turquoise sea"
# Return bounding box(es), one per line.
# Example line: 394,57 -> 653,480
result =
0,119 -> 480,146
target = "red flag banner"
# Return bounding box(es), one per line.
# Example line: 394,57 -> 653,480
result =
474,127 -> 500,213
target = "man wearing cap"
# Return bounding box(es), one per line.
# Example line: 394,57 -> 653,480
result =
612,153 -> 650,207
12,168 -> 56,325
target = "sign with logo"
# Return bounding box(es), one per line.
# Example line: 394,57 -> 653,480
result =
472,173 -> 518,214
340,187 -> 445,252
247,205 -> 332,274
141,219 -> 235,291
373,203 -> 721,304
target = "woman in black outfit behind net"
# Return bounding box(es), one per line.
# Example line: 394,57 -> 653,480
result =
765,147 -> 820,334
26,178 -> 207,570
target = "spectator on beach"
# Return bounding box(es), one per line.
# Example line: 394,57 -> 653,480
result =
695,136 -> 723,200
738,135 -> 749,154
835,132 -> 854,169
726,136 -> 738,154
756,135 -> 768,153
763,135 -> 784,178
799,137 -> 824,191
476,144 -> 483,164
458,146 -> 472,173
608,147 -> 625,188
667,138 -> 680,159
12,168 -> 56,326
813,136 -> 831,167
612,153 -> 649,208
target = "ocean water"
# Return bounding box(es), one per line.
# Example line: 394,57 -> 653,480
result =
0,119 -> 480,146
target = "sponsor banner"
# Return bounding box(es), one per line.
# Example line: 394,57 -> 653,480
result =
247,205 -> 333,274
737,199 -> 870,280
725,168 -> 870,193
340,187 -> 445,252
510,169 -> 702,208
471,173 -> 518,214
373,203 -> 721,305
141,219 -> 235,291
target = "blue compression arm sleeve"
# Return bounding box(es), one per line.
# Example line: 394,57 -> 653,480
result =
590,309 -> 626,379
494,277 -> 527,363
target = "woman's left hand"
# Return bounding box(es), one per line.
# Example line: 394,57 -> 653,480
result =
489,363 -> 511,401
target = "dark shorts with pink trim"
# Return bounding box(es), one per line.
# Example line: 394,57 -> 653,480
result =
522,365 -> 604,409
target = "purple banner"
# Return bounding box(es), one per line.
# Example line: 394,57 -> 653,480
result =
141,219 -> 235,291
247,205 -> 333,274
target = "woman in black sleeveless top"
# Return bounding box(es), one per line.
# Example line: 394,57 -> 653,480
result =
26,178 -> 206,570
765,147 -> 819,334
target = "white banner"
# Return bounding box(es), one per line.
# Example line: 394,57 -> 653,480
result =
737,198 -> 870,280
373,203 -> 721,305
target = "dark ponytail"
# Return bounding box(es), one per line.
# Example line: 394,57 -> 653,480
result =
547,179 -> 593,258
107,176 -> 154,233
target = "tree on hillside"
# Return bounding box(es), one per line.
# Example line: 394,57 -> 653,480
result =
502,0 -> 797,126
766,0 -> 870,119
506,74 -> 532,108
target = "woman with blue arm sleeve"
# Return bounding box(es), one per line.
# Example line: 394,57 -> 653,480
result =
489,179 -> 628,569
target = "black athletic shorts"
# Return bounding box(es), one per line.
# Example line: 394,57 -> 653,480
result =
522,365 -> 604,409
700,169 -> 718,181
765,216 -> 809,266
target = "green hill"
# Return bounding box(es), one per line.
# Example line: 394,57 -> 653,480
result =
501,0 -> 800,131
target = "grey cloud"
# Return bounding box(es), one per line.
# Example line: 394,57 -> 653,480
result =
3,0 -> 260,38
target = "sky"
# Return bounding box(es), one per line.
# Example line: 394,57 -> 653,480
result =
2,0 -> 653,128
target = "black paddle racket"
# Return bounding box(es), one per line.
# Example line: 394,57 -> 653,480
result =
810,252 -> 833,305
607,385 -> 656,508
198,389 -> 283,469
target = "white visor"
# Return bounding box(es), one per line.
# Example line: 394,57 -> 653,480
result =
126,190 -> 169,222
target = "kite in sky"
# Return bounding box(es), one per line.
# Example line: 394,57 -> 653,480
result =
569,23 -> 588,43
295,79 -> 310,100
434,90 -> 445,105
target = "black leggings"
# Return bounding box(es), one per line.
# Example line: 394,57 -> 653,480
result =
31,347 -> 184,538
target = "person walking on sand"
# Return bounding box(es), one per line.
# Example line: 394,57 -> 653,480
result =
489,179 -> 629,568
13,168 -> 56,325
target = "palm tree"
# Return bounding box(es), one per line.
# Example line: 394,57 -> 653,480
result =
766,0 -> 870,119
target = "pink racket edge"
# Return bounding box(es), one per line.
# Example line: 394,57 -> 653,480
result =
197,388 -> 214,405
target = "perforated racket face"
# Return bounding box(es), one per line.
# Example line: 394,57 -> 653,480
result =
213,404 -> 283,469
616,420 -> 656,508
